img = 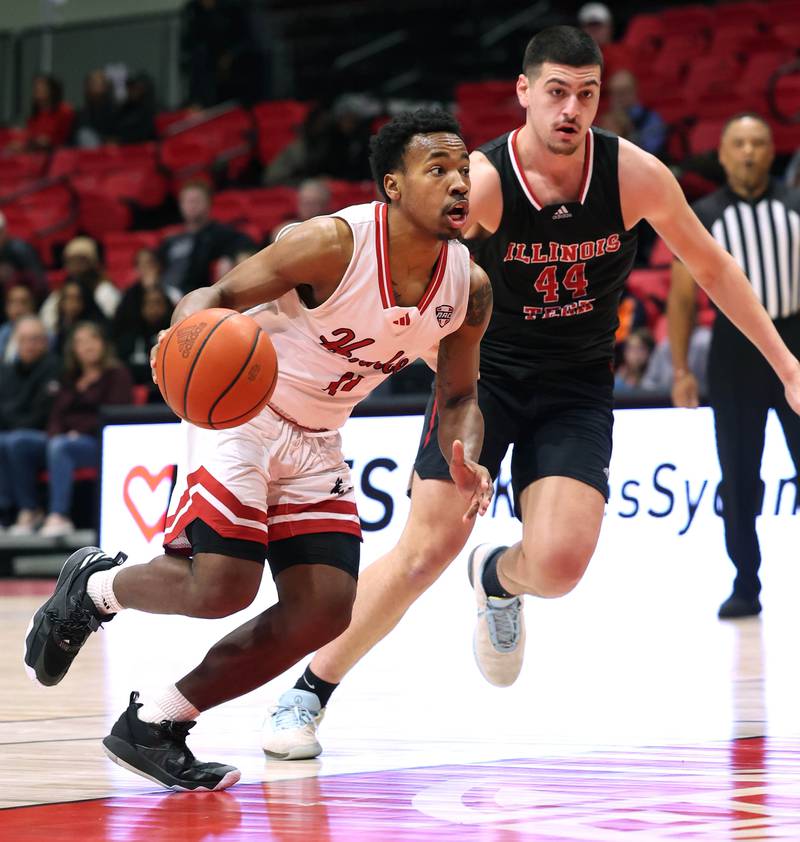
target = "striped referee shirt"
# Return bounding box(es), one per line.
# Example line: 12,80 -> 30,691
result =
693,180 -> 800,320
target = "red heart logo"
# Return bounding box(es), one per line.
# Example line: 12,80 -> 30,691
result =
123,465 -> 174,542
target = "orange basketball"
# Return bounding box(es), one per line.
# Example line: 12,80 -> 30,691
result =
156,308 -> 278,430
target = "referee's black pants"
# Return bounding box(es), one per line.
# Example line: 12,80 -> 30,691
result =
708,314 -> 800,599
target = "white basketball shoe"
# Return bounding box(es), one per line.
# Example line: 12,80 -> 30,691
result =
262,689 -> 325,760
467,543 -> 526,687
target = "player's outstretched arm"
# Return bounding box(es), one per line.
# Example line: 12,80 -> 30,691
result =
620,141 -> 800,411
171,216 -> 353,323
436,262 -> 494,520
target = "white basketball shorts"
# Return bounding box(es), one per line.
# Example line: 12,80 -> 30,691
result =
163,406 -> 361,555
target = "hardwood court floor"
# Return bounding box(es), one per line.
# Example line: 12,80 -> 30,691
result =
3,535 -> 800,840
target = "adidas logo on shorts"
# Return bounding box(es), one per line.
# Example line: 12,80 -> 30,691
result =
552,205 -> 572,220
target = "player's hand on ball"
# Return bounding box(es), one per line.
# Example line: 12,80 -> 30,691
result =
150,329 -> 169,385
449,439 -> 493,522
671,370 -> 699,408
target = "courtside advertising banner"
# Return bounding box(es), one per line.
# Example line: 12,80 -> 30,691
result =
100,408 -> 800,569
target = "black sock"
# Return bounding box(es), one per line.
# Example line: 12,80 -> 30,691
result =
481,546 -> 514,598
294,665 -> 338,708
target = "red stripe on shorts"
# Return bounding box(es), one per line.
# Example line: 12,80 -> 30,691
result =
422,396 -> 438,448
268,517 -> 362,542
267,500 -> 358,518
164,494 -> 268,548
186,466 -> 268,524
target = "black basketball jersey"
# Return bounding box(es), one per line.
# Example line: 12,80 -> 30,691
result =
471,127 -> 638,381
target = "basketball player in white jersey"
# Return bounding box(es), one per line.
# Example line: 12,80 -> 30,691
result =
23,109 -> 493,791
265,26 -> 800,761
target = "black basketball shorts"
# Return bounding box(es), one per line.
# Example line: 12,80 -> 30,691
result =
413,368 -> 614,518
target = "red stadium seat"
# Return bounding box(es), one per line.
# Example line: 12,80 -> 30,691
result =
711,2 -> 767,30
103,231 -> 160,285
155,108 -> 196,136
640,93 -> 692,126
456,81 -> 517,111
623,14 -> 664,49
771,123 -> 800,155
738,52 -> 795,96
654,33 -> 707,76
0,153 -> 47,181
211,191 -> 249,224
659,5 -> 714,36
46,269 -> 67,290
77,193 -> 132,239
327,179 -> 375,209
252,100 -> 310,165
771,73 -> 800,124
102,167 -> 168,209
762,0 -> 800,28
649,238 -> 674,268
687,119 -> 729,155
772,23 -> 800,50
683,55 -> 743,102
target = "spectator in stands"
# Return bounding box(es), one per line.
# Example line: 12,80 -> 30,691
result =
113,248 -> 179,338
614,328 -> 655,394
6,321 -> 133,537
40,237 -> 121,334
0,316 -> 61,531
112,72 -> 157,145
159,180 -> 254,295
640,326 -> 711,394
264,100 -> 372,185
316,97 -> 373,181
180,0 -> 251,107
271,178 -> 333,242
603,70 -> 666,158
0,284 -> 38,362
51,278 -> 108,354
577,2 -> 613,46
22,74 -> 74,151
577,3 -> 633,84
115,286 -> 174,392
0,210 -> 47,300
73,70 -> 117,149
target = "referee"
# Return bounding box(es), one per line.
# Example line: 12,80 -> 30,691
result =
669,113 -> 800,619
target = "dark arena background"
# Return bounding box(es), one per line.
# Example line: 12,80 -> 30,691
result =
2,0 -> 800,839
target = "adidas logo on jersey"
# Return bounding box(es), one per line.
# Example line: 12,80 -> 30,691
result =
552,205 -> 572,220
393,313 -> 411,327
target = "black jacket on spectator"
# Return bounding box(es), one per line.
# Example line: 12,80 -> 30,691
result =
0,238 -> 47,301
0,353 -> 61,430
158,221 -> 253,295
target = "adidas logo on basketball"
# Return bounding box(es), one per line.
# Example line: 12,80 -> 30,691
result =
393,314 -> 411,327
552,205 -> 572,220
177,323 -> 206,358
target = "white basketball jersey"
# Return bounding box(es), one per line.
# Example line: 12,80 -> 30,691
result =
248,202 -> 471,429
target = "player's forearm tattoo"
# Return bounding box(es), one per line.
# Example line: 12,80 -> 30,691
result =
465,278 -> 492,326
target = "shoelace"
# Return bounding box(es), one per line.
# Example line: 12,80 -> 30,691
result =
159,720 -> 195,742
485,598 -> 521,652
273,701 -> 316,731
48,603 -> 97,646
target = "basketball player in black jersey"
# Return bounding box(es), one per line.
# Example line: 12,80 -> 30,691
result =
264,26 -> 800,759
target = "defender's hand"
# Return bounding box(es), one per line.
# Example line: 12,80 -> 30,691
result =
671,370 -> 699,408
449,439 -> 493,522
150,329 -> 169,385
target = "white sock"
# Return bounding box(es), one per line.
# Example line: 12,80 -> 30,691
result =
137,685 -> 201,723
86,566 -> 125,616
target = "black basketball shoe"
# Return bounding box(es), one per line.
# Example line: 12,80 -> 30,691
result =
103,692 -> 241,791
24,546 -> 127,686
